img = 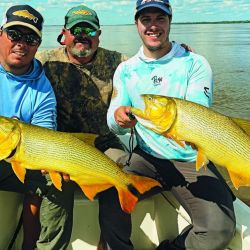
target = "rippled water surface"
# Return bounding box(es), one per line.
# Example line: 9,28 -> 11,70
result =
41,23 -> 250,119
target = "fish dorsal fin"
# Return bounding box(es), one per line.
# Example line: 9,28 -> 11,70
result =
196,149 -> 209,171
69,133 -> 98,146
11,161 -> 26,183
79,184 -> 113,201
49,171 -> 62,191
231,117 -> 250,136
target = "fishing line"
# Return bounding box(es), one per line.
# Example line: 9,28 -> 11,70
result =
126,128 -> 135,166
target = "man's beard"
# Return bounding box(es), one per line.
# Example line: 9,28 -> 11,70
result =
70,47 -> 93,58
146,44 -> 164,52
69,37 -> 94,58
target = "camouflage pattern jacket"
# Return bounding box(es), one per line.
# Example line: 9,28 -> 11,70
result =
36,47 -> 128,151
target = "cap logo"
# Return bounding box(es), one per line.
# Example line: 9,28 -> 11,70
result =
13,10 -> 38,23
73,10 -> 92,16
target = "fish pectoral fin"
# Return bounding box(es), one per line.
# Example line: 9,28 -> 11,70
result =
49,171 -> 62,191
231,117 -> 250,136
117,187 -> 138,214
163,132 -> 185,148
196,150 -> 209,171
79,184 -> 113,201
11,161 -> 26,183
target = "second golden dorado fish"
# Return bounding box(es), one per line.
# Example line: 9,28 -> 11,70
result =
130,94 -> 250,190
0,116 -> 161,213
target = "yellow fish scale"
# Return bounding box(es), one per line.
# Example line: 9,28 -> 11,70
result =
173,98 -> 250,173
16,123 -> 130,186
0,116 -> 161,213
131,94 -> 250,189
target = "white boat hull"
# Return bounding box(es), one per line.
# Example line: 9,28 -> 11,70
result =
1,190 -> 250,250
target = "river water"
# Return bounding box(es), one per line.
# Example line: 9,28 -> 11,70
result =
40,23 -> 250,119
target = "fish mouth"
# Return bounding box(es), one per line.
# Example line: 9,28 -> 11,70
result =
130,107 -> 164,133
131,94 -> 177,134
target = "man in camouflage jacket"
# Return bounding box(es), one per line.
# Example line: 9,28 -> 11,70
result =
34,4 -> 128,249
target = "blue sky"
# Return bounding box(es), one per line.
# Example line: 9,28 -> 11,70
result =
0,0 -> 249,26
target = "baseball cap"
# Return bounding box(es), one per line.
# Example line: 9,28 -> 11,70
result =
135,0 -> 172,18
64,5 -> 100,30
1,5 -> 44,37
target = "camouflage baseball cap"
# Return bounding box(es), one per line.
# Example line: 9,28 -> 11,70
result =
1,5 -> 44,37
64,5 -> 100,30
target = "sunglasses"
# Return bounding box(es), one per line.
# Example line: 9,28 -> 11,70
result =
70,27 -> 98,37
4,29 -> 41,46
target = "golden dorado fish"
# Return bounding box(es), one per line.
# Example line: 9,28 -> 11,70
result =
130,94 -> 250,190
0,116 -> 161,213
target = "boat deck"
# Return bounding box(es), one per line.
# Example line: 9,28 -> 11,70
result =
1,190 -> 249,250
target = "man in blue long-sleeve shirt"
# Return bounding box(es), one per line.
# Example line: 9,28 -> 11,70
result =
0,5 -> 72,250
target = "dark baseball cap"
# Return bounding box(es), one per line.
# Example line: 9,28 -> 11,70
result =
64,5 -> 100,30
135,0 -> 172,18
1,5 -> 44,37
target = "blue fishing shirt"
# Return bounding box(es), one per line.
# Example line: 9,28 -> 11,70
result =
0,59 -> 57,129
107,42 -> 214,162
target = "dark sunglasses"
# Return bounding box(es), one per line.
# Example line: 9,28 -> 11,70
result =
3,29 -> 41,46
70,26 -> 98,37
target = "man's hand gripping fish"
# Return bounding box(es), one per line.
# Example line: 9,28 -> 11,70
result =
0,116 -> 161,213
131,94 -> 250,190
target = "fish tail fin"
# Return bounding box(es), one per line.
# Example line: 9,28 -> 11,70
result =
117,187 -> 138,213
115,175 -> 161,213
78,181 -> 138,213
130,175 -> 162,194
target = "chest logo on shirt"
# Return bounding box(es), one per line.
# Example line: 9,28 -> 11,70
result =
204,87 -> 210,98
151,76 -> 163,86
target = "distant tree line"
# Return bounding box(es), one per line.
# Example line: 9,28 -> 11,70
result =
173,20 -> 250,24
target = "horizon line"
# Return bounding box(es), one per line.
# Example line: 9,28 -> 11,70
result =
44,20 -> 250,26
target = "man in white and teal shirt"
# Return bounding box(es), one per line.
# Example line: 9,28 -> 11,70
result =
99,1 -> 236,250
